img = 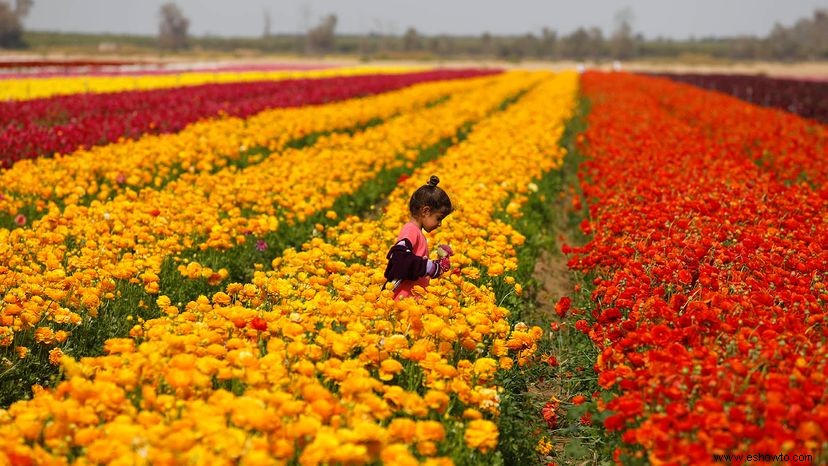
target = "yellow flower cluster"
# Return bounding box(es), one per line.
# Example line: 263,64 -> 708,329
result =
0,74 -> 487,216
0,65 -> 419,101
0,71 -> 578,464
0,73 -> 526,349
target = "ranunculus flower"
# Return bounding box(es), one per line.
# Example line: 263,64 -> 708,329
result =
249,316 -> 267,331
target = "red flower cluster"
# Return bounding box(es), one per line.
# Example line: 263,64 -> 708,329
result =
0,69 -> 498,167
640,74 -> 828,188
566,72 -> 827,464
656,72 -> 828,124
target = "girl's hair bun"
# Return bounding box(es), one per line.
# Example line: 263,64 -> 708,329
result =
427,175 -> 440,187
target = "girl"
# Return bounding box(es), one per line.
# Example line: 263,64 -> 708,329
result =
384,175 -> 454,300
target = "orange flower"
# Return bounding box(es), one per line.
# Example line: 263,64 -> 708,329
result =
48,347 -> 64,365
464,419 -> 498,453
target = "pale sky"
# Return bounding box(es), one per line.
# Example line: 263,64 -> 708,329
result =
23,0 -> 828,39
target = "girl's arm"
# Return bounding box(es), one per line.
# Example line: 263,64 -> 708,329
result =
384,238 -> 441,282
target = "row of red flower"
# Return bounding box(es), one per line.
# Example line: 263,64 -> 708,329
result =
0,69 -> 497,168
646,74 -> 828,189
566,72 -> 827,464
657,72 -> 828,124
0,59 -> 150,69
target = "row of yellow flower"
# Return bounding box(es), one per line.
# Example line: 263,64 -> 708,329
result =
0,65 -> 420,101
0,74 -> 486,217
0,73 -> 528,347
0,71 -> 578,465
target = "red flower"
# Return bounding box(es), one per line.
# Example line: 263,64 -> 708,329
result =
603,413 -> 626,431
541,401 -> 558,429
249,316 -> 268,331
14,214 -> 26,226
555,296 -> 571,318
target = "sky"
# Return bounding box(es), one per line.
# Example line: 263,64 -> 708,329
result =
23,0 -> 828,40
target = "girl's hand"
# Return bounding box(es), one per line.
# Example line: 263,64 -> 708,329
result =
437,256 -> 451,275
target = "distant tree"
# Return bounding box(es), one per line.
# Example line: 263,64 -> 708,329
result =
587,27 -> 606,60
766,23 -> 802,60
560,27 -> 591,60
428,35 -> 452,57
158,2 -> 190,51
610,7 -> 637,60
480,32 -> 494,57
793,9 -> 828,59
14,0 -> 31,16
540,27 -> 558,59
516,32 -> 540,58
306,14 -> 337,54
809,9 -> 828,58
263,8 -> 271,38
0,0 -> 32,48
403,27 -> 421,51
728,35 -> 761,60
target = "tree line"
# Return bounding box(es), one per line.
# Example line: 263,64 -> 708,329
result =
3,2 -> 828,62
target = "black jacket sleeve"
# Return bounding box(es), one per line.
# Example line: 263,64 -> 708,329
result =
384,238 -> 429,282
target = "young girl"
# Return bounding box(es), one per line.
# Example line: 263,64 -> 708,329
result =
384,175 -> 454,300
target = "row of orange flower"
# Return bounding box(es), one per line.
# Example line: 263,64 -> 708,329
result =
0,71 -> 578,465
566,72 -> 827,465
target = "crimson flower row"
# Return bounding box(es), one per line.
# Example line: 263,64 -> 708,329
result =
566,72 -> 827,464
0,69 -> 497,168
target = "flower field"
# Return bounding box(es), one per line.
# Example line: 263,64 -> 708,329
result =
0,64 -> 826,465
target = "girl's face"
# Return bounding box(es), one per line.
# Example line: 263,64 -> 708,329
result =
419,207 -> 448,233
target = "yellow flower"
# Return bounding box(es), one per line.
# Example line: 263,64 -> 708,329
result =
379,358 -> 404,381
472,357 -> 498,381
464,419 -> 499,453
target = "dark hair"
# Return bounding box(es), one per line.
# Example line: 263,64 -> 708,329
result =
409,175 -> 453,216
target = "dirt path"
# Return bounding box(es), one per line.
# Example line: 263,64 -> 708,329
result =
533,245 -> 574,314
